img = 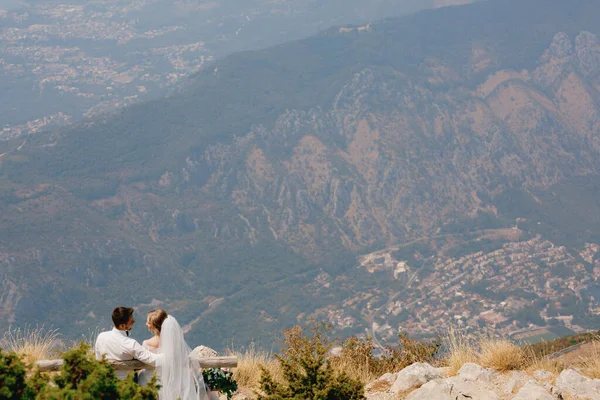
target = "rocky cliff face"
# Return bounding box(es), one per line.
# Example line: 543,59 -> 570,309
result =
191,31 -> 600,259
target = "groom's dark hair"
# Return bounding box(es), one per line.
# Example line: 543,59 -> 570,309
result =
112,306 -> 134,327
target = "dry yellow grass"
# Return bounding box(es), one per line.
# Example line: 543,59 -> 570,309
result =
366,379 -> 393,392
525,356 -> 564,376
0,326 -> 61,364
444,329 -> 477,376
74,326 -> 101,358
579,341 -> 600,379
444,331 -> 530,374
329,352 -> 381,385
230,343 -> 283,389
478,336 -> 527,371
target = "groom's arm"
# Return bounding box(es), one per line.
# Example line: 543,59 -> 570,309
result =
129,340 -> 159,367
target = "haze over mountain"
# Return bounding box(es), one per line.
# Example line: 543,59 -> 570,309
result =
2,0 -> 600,349
0,0 -> 474,140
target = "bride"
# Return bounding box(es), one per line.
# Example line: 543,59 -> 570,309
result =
139,309 -> 215,400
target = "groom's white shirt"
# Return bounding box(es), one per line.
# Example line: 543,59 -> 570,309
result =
95,327 -> 159,379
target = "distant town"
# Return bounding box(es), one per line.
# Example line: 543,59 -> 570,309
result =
0,0 -> 222,137
0,0 -> 477,140
316,233 -> 600,344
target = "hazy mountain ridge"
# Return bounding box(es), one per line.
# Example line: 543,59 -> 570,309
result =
0,0 -> 475,137
196,29 -> 600,259
2,0 -> 600,348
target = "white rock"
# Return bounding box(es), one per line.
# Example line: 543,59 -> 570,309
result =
190,345 -> 218,359
543,382 -> 563,399
405,380 -> 449,400
364,391 -> 396,400
555,369 -> 600,400
377,372 -> 397,383
328,346 -> 343,357
512,382 -> 554,400
365,372 -> 396,391
390,362 -> 442,393
405,376 -> 500,400
457,362 -> 496,382
433,366 -> 450,377
503,370 -> 532,394
533,369 -> 554,381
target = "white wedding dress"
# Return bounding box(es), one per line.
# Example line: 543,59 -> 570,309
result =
141,315 -> 210,400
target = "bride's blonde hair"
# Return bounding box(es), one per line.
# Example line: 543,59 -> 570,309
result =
147,309 -> 168,334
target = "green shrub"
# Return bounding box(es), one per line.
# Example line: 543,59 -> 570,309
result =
258,324 -> 364,400
0,343 -> 159,399
0,349 -> 27,399
203,368 -> 238,399
54,343 -> 107,391
118,374 -> 160,400
330,332 -> 441,382
23,370 -> 51,399
385,333 -> 441,369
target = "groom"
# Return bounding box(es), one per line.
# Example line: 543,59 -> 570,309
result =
94,306 -> 159,380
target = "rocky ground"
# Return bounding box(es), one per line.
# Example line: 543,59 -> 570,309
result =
224,361 -> 600,399
364,362 -> 600,400
205,339 -> 600,400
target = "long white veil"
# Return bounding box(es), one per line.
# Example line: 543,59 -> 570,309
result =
156,316 -> 209,400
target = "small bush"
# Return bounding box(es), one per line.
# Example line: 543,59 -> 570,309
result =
203,368 -> 238,399
55,342 -> 103,390
443,332 -> 540,374
258,324 -> 365,400
526,357 -> 563,377
118,374 -> 160,400
384,333 -> 441,370
330,333 -> 441,383
444,329 -> 477,376
330,336 -> 380,383
0,343 -> 159,399
580,342 -> 600,379
0,326 -> 60,364
478,337 -> 527,371
0,349 -> 27,399
231,343 -> 283,389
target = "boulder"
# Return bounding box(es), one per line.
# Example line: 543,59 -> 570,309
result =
555,369 -> 600,400
405,381 -> 449,400
191,345 -> 218,359
533,370 -> 554,381
390,362 -> 443,393
405,376 -> 500,400
328,346 -> 343,357
512,382 -> 554,400
457,362 -> 496,382
503,370 -> 532,394
364,391 -> 396,400
543,383 -> 564,399
365,372 -> 396,391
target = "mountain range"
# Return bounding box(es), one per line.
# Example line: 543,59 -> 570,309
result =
1,0 -> 600,349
